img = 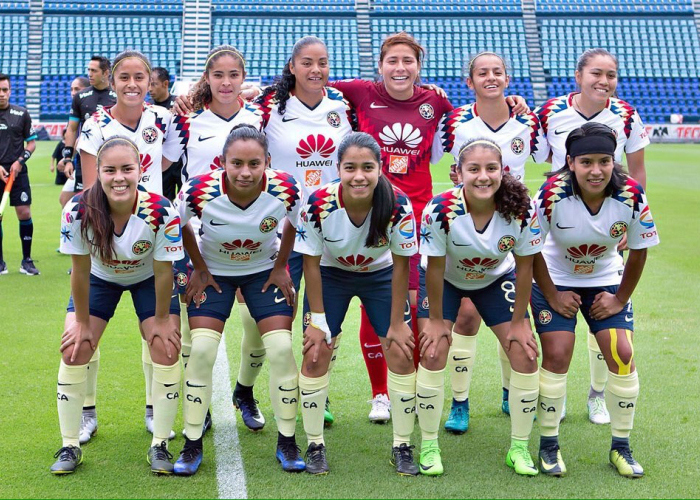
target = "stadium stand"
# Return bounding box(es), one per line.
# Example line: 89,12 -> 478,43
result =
371,0 -> 521,14
0,14 -> 28,107
43,0 -> 182,13
212,0 -> 355,13
535,0 -> 693,14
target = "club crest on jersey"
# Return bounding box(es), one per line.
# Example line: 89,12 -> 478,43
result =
538,310 -> 553,325
259,216 -> 278,233
142,126 -> 159,144
326,111 -> 341,128
497,235 -> 516,253
421,297 -> 429,310
303,312 -> 311,327
511,137 -> 525,155
176,272 -> 188,287
370,235 -> 389,248
419,103 -> 435,120
388,155 -> 408,174
610,221 -> 628,238
198,291 -> 207,304
20,192 -> 29,203
132,240 -> 153,255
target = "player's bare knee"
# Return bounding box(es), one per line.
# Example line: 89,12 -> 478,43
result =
385,350 -> 414,375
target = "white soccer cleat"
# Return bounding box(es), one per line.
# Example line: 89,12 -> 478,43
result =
587,396 -> 611,425
78,414 -> 98,444
145,413 -> 176,440
368,393 -> 391,423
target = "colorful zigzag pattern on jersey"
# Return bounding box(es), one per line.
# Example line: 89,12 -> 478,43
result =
306,181 -> 341,230
184,170 -> 223,219
439,103 -> 476,154
135,187 -> 172,232
514,111 -> 543,156
535,95 -> 568,135
537,173 -> 574,223
265,169 -> 301,212
428,187 -> 466,234
608,97 -> 636,139
612,178 -> 644,214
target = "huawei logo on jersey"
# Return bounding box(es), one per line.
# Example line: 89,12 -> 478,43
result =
296,134 -> 335,159
222,239 -> 262,251
459,257 -> 499,270
379,123 -> 423,149
566,244 -> 607,259
209,155 -> 222,171
140,153 -> 153,174
336,254 -> 375,272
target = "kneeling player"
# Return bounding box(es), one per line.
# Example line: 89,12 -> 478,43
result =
418,138 -> 541,476
531,123 -> 659,477
51,137 -> 183,475
296,133 -> 418,475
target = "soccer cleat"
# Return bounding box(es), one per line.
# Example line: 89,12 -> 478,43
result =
174,439 -> 204,476
276,437 -> 306,473
324,397 -> 335,427
19,258 -> 40,276
587,396 -> 611,425
390,443 -> 419,476
506,442 -> 539,476
148,441 -> 174,475
304,443 -> 329,475
0,260 -> 8,275
368,393 -> 391,423
444,399 -> 469,434
233,391 -> 265,431
419,441 -> 444,476
610,448 -> 644,478
50,445 -> 83,475
145,408 -> 176,440
539,445 -> 567,476
501,388 -> 510,415
78,413 -> 98,444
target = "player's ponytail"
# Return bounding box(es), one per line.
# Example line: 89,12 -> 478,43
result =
260,36 -> 327,115
81,136 -> 141,263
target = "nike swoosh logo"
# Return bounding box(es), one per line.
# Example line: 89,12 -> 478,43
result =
452,242 -> 472,247
420,464 -> 433,471
363,343 -> 382,349
452,356 -> 471,361
210,220 -> 227,226
281,116 -> 298,122
164,383 -> 178,387
417,393 -> 436,399
301,390 -> 320,396
273,288 -> 286,304
400,396 -> 415,403
186,381 -> 206,388
370,102 -> 388,109
250,353 -> 265,358
278,386 -> 299,392
540,458 -> 558,471
554,129 -> 569,136
198,135 -> 215,142
57,382 -> 71,386
555,223 -> 575,230
625,315 -> 633,322
521,397 -> 537,404
323,237 -> 343,243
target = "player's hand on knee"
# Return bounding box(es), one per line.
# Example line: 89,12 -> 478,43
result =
60,320 -> 96,362
302,325 -> 331,363
261,267 -> 295,306
505,320 -> 539,361
590,291 -> 624,321
419,318 -> 451,359
386,322 -> 415,362
186,268 -> 221,308
552,290 -> 581,318
146,316 -> 181,359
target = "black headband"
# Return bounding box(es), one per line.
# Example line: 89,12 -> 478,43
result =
568,134 -> 616,159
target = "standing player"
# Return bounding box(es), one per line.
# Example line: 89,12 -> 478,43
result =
58,56 -> 116,192
0,73 -> 39,276
149,67 -> 182,202
296,133 -> 418,475
431,52 -> 549,432
536,48 -> 650,425
531,123 -> 658,477
174,125 -> 304,475
77,49 -> 181,444
418,138 -> 541,476
59,76 -> 90,207
51,136 -> 183,475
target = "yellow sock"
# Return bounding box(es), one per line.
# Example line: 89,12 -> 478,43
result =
537,368 -> 567,437
237,302 -> 265,387
84,347 -> 99,408
447,333 -> 476,401
262,329 -> 298,437
151,362 -> 180,445
328,333 -> 342,373
299,372 -> 329,446
388,370 -> 417,447
588,332 -> 608,392
57,361 -> 88,447
142,339 -> 153,407
509,369 -> 538,441
416,365 -> 445,441
497,342 -> 511,390
180,300 -> 191,369
183,328 -> 220,440
607,371 -> 639,439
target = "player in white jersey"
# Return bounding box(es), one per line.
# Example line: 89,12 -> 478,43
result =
530,123 -> 658,478
51,137 -> 184,476
535,48 -> 651,425
431,52 -> 550,432
173,125 -> 305,475
76,49 -> 182,442
417,138 -> 541,476
295,133 -> 418,475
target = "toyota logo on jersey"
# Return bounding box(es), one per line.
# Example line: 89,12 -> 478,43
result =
296,134 -> 335,159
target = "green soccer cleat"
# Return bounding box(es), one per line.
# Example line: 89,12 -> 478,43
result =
50,445 -> 83,475
610,448 -> 644,478
324,397 -> 335,427
539,445 -> 567,477
419,440 -> 444,476
147,441 -> 174,475
506,441 -> 538,476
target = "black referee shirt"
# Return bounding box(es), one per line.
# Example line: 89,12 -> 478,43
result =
0,104 -> 36,166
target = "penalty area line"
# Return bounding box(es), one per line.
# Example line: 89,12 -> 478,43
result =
212,331 -> 247,499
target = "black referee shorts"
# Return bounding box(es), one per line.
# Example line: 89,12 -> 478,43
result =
0,166 -> 32,207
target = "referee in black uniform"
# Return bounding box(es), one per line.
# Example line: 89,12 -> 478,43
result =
0,73 -> 39,275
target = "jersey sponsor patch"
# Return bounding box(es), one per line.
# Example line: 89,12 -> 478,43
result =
388,155 -> 408,174
305,169 -> 323,187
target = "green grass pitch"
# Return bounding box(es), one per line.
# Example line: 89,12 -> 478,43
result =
0,142 -> 697,498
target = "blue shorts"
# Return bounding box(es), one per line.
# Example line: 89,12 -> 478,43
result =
417,267 -> 525,327
302,266 -> 411,338
187,268 -> 294,323
173,249 -> 192,295
288,250 -> 303,293
67,274 -> 180,323
530,283 -> 634,334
